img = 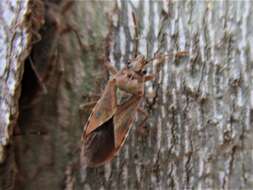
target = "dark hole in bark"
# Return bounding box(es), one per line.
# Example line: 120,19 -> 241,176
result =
19,58 -> 41,108
15,57 -> 45,136
17,1 -> 59,135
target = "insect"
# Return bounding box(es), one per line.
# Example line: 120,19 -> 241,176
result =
80,51 -> 188,168
80,54 -> 157,167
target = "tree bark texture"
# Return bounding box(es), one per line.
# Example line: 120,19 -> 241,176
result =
0,0 -> 45,188
0,0 -> 33,153
1,0 -> 253,190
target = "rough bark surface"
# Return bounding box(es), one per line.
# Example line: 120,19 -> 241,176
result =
0,0 -> 31,152
0,0 -> 253,190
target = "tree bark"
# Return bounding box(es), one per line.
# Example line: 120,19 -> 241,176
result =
1,0 -> 253,190
0,0 -> 42,188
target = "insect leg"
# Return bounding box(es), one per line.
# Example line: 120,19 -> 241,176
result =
104,61 -> 118,75
132,11 -> 139,57
144,74 -> 156,82
137,107 -> 148,128
82,92 -> 101,99
79,101 -> 97,110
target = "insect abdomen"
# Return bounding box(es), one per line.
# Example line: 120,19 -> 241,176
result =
81,117 -> 115,167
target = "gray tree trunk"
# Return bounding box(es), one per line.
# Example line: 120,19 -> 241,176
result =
0,1 -> 253,190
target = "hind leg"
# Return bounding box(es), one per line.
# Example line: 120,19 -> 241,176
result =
79,101 -> 97,110
144,74 -> 155,82
137,107 -> 148,128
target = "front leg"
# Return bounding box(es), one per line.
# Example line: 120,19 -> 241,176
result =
104,61 -> 118,75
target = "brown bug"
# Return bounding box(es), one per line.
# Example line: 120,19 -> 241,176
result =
80,9 -> 189,167
80,54 -> 157,167
80,50 -> 189,167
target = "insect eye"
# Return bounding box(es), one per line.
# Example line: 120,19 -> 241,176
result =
142,70 -> 147,75
126,61 -> 131,68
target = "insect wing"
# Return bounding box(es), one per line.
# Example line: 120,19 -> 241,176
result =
113,96 -> 141,148
83,79 -> 117,137
81,117 -> 116,167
